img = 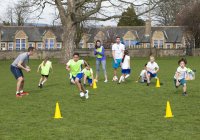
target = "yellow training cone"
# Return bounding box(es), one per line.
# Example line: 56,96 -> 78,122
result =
93,79 -> 97,89
165,101 -> 174,118
156,78 -> 161,88
54,102 -> 63,119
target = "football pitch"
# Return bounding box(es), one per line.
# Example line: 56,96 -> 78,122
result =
0,57 -> 200,140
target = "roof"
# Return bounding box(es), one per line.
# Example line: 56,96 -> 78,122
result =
85,26 -> 185,43
0,26 -> 185,43
0,26 -> 63,42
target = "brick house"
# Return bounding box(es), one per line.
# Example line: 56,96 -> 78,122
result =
0,26 -> 63,51
0,21 -> 186,51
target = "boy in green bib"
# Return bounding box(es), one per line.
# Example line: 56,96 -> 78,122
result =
66,53 -> 89,99
82,64 -> 94,87
37,57 -> 53,88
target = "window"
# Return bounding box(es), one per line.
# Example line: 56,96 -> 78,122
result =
37,43 -> 42,50
154,40 -> 164,48
159,40 -> 164,48
125,40 -> 129,47
154,40 -> 158,48
166,44 -> 171,49
45,39 -> 55,50
1,43 -> 6,50
8,43 -> 14,50
56,43 -> 62,49
16,39 -> 26,50
146,43 -> 150,48
29,43 -> 34,48
176,44 -> 182,49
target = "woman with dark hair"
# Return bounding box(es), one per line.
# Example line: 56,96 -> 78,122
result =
94,40 -> 108,82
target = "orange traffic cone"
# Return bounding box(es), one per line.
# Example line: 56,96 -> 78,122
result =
54,102 -> 63,119
164,101 -> 174,118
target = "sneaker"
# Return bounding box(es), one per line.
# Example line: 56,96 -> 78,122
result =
85,90 -> 89,99
21,91 -> 29,96
16,93 -> 22,98
104,79 -> 108,83
80,92 -> 85,98
182,93 -> 188,96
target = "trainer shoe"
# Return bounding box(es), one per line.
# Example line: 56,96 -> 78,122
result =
104,79 -> 108,83
182,93 -> 188,96
16,93 -> 22,98
85,90 -> 89,99
21,91 -> 29,96
80,92 -> 85,98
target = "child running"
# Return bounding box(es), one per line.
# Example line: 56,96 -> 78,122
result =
136,64 -> 148,83
82,64 -> 94,87
118,50 -> 131,84
174,58 -> 188,96
66,52 -> 89,99
146,56 -> 159,86
37,57 -> 53,88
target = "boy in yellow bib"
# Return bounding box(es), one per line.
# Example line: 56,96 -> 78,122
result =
37,57 -> 53,88
82,64 -> 94,87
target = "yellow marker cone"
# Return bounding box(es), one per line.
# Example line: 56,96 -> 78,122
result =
156,78 -> 161,88
165,101 -> 174,118
93,79 -> 97,89
54,102 -> 63,119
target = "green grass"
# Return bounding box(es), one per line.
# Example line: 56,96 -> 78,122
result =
0,57 -> 200,140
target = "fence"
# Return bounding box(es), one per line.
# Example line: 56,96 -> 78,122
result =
0,48 -> 200,60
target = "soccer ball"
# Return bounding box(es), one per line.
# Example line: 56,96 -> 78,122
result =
80,92 -> 85,97
112,76 -> 118,82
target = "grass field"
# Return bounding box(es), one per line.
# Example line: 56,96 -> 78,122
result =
0,57 -> 200,140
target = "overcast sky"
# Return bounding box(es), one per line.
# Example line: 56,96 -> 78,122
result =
0,0 -> 148,26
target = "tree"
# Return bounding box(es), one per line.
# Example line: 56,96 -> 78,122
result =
117,5 -> 145,26
153,0 -> 196,25
3,0 -> 31,26
30,0 -> 164,62
176,1 -> 200,51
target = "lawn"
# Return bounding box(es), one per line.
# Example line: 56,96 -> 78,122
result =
0,57 -> 200,140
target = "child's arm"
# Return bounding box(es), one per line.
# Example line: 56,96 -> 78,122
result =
66,65 -> 70,71
84,60 -> 89,67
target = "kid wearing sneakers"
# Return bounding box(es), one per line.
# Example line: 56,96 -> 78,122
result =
174,58 -> 188,96
146,56 -> 159,86
118,50 -> 131,84
37,57 -> 53,88
82,64 -> 94,87
136,64 -> 148,83
66,53 -> 89,99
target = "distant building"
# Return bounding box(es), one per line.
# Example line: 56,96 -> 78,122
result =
0,26 -> 62,51
0,21 -> 186,51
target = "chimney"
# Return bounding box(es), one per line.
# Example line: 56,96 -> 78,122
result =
145,20 -> 151,36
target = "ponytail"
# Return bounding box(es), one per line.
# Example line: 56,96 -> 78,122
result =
122,50 -> 129,63
43,57 -> 49,66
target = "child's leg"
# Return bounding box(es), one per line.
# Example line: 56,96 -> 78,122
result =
125,74 -> 130,79
39,76 -> 44,86
147,73 -> 151,84
42,77 -> 48,85
83,75 -> 87,85
183,84 -> 187,93
119,74 -> 125,83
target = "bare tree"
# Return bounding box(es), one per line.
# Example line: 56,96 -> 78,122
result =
3,0 -> 31,26
176,1 -> 200,52
152,0 -> 200,26
29,0 -> 164,62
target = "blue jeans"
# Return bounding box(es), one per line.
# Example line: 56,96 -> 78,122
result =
96,60 -> 107,76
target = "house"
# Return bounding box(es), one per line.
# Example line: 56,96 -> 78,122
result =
0,26 -> 63,51
0,21 -> 186,51
80,21 -> 186,49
